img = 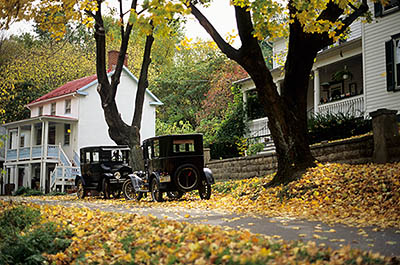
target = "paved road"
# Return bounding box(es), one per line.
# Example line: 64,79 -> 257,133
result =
3,196 -> 400,257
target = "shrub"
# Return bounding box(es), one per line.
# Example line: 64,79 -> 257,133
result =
0,205 -> 40,233
14,186 -> 44,196
0,205 -> 73,265
307,112 -> 371,144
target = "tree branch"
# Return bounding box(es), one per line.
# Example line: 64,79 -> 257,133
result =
110,0 -> 138,99
132,33 -> 154,129
234,5 -> 257,49
119,0 -> 124,37
189,2 -> 239,61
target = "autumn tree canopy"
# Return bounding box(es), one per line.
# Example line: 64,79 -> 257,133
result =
187,0 -> 373,185
0,0 -> 188,170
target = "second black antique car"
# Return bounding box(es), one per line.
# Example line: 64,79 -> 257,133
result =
122,134 -> 214,202
75,146 -> 131,199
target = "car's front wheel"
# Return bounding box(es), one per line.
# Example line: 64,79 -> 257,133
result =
151,178 -> 164,202
76,179 -> 85,199
198,181 -> 211,200
122,179 -> 143,201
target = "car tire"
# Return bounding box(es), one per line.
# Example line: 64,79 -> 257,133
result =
199,181 -> 211,200
174,164 -> 199,191
151,178 -> 164,202
103,179 -> 110,199
167,191 -> 184,200
77,179 -> 85,199
122,179 -> 143,201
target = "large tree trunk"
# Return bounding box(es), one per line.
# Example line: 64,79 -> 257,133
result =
92,0 -> 154,171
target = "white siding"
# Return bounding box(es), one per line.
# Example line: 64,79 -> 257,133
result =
30,96 -> 79,119
77,70 -> 157,149
272,38 -> 287,69
348,20 -> 362,41
363,3 -> 400,115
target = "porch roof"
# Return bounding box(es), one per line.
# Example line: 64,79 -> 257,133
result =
233,37 -> 362,88
3,115 -> 78,128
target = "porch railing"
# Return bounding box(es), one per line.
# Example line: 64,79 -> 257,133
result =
318,95 -> 364,117
247,117 -> 276,154
19,147 -> 30,160
50,165 -> 80,192
6,149 -> 17,160
73,151 -> 80,167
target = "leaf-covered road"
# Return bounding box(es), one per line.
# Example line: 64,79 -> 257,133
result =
6,196 -> 400,257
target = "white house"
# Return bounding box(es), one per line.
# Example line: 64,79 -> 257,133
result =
1,51 -> 163,194
238,1 -> 400,152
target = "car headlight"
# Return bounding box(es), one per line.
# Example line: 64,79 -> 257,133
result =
114,172 -> 121,179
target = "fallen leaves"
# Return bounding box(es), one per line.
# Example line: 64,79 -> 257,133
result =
1,198 -> 398,264
19,162 -> 400,230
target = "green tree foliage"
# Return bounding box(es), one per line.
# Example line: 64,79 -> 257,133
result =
0,35 -> 95,123
151,40 -> 224,128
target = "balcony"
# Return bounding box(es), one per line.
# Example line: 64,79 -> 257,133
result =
318,94 -> 364,117
6,145 -> 70,163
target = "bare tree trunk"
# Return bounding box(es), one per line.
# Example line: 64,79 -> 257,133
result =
189,0 -> 368,186
91,0 -> 154,171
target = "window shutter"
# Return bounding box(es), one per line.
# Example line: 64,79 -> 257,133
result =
374,3 -> 383,17
385,40 -> 395,91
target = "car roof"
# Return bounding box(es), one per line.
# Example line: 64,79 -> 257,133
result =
143,134 -> 203,143
80,145 -> 130,151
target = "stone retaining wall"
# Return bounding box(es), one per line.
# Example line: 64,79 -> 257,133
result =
206,135 -> 400,182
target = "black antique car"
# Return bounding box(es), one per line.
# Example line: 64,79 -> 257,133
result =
122,134 -> 214,202
75,146 -> 131,199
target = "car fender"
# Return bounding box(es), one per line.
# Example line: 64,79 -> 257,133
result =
127,173 -> 145,191
203,168 -> 215,185
75,175 -> 86,186
149,172 -> 161,184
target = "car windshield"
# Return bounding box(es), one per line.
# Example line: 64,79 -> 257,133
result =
100,149 -> 129,163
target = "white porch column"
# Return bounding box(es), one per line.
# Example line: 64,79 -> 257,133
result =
313,69 -> 320,115
40,120 -> 48,192
16,126 -> 21,162
27,164 -> 32,188
43,121 -> 49,157
242,90 -> 248,120
40,162 -> 45,192
30,124 -> 34,159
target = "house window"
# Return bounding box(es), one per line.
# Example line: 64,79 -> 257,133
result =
51,103 -> 56,115
39,106 -> 43,116
20,135 -> 25,147
65,99 -> 71,114
36,128 -> 42,145
64,124 -> 71,145
385,34 -> 400,91
375,0 -> 400,16
48,126 -> 56,145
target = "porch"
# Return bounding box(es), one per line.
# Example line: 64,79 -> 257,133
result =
2,116 -> 80,193
243,54 -> 364,153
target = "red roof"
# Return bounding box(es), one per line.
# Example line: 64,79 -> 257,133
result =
28,74 -> 98,105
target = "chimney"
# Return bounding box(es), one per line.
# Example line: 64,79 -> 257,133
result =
108,50 -> 128,70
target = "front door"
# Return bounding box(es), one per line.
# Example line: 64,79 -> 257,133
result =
18,168 -> 25,188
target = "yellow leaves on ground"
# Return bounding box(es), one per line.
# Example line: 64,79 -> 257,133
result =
109,161 -> 399,229
28,162 -> 400,230
3,200 -> 391,265
212,162 -> 400,228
